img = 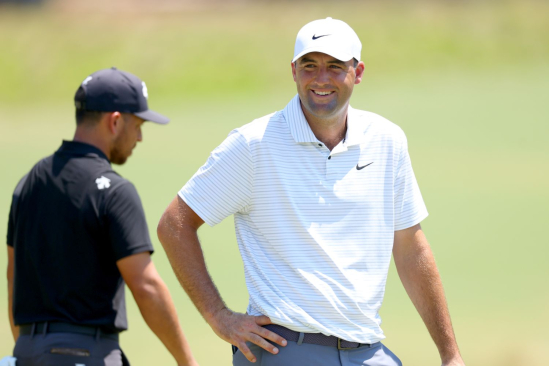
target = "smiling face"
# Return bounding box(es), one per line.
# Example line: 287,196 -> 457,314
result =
292,52 -> 364,123
110,114 -> 144,165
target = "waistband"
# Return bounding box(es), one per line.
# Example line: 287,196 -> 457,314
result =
19,321 -> 119,341
264,324 -> 380,350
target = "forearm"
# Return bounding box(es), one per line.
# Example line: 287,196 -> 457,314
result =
157,197 -> 287,363
158,215 -> 226,326
7,247 -> 18,341
132,278 -> 196,366
394,226 -> 462,364
8,277 -> 18,341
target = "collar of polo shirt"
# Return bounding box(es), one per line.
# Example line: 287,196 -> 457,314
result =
283,94 -> 363,147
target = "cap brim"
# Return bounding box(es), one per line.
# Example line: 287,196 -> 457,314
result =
134,110 -> 170,124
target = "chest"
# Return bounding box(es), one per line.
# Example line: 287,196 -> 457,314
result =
251,135 -> 398,210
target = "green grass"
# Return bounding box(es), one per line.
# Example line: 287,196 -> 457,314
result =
1,1 -> 548,365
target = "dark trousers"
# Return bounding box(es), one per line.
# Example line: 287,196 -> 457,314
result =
14,332 -> 127,366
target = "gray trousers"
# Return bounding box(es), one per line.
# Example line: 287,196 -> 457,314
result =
13,333 -> 126,366
233,341 -> 402,366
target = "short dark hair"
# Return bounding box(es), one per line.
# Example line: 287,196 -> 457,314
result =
75,109 -> 104,125
74,85 -> 105,125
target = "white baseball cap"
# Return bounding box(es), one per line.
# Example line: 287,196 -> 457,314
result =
292,17 -> 362,63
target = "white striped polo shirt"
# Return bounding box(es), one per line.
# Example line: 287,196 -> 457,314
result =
179,94 -> 428,344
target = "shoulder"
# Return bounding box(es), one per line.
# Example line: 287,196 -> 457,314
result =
232,111 -> 284,144
95,170 -> 129,190
12,172 -> 29,198
27,153 -> 54,176
15,154 -> 54,195
68,158 -> 138,203
101,178 -> 145,218
352,108 -> 408,143
68,159 -> 131,197
101,174 -> 139,200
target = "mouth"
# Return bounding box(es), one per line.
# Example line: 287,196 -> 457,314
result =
311,90 -> 335,97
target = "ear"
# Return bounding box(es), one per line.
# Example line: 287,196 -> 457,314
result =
106,112 -> 123,136
354,61 -> 365,85
291,61 -> 297,82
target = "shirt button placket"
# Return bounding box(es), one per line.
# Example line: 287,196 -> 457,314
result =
326,154 -> 332,180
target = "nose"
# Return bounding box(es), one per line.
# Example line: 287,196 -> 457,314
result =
315,66 -> 330,85
137,127 -> 143,142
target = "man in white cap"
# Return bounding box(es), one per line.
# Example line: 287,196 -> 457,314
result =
158,18 -> 465,365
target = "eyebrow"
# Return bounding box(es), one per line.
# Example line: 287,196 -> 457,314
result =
298,57 -> 317,64
327,59 -> 347,66
298,57 -> 347,66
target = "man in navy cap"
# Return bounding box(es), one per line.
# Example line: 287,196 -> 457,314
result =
6,68 -> 198,366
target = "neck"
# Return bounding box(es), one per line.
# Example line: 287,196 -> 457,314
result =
73,127 -> 111,160
301,102 -> 348,151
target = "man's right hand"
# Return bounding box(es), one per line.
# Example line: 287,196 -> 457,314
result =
211,308 -> 287,363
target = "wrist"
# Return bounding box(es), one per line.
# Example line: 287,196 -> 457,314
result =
206,305 -> 231,329
176,356 -> 198,366
441,353 -> 464,365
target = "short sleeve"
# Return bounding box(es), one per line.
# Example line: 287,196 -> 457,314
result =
105,181 -> 154,260
179,130 -> 253,227
7,174 -> 29,247
394,136 -> 428,231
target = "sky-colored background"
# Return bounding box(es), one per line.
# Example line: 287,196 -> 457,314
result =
1,0 -> 548,365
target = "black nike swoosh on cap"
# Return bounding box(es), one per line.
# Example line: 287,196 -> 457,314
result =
312,34 -> 330,40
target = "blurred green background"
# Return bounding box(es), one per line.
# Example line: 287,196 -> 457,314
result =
1,0 -> 548,364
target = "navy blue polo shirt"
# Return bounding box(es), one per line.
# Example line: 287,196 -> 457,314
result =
6,141 -> 154,332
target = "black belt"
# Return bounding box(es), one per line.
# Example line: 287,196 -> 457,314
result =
264,324 -> 379,350
19,322 -> 119,341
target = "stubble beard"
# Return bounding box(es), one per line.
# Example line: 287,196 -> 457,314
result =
110,134 -> 130,165
301,93 -> 345,122
109,149 -> 128,165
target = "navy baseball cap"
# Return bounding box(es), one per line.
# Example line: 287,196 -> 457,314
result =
74,67 -> 169,124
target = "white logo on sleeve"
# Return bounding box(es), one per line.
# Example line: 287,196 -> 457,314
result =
75,364 -> 86,366
142,81 -> 148,99
95,176 -> 111,190
82,76 -> 93,85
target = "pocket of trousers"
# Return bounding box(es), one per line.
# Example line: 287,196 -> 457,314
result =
50,348 -> 91,357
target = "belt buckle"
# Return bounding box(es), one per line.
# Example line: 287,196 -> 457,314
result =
337,338 -> 354,350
